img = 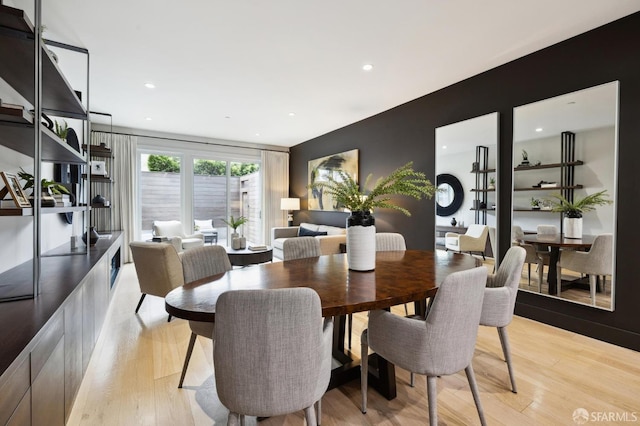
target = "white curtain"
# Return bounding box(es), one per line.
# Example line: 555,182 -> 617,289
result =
261,150 -> 289,244
91,131 -> 137,263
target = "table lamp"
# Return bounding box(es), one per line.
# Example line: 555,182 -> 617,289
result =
280,197 -> 300,226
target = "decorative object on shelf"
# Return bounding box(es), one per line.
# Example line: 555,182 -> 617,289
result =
222,215 -> 248,247
54,119 -> 68,141
308,149 -> 358,211
471,162 -> 479,172
520,149 -> 530,166
90,160 -> 108,176
0,171 -> 31,208
451,217 -> 457,226
545,190 -> 613,239
91,194 -> 107,206
16,168 -> 70,207
308,162 -> 436,271
488,177 -> 496,190
41,112 -> 54,130
82,226 -> 100,246
66,127 -> 80,152
531,197 -> 541,210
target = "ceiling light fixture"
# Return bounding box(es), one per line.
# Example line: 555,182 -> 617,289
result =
288,112 -> 296,117
362,64 -> 373,71
144,82 -> 155,89
535,127 -> 543,132
145,117 -> 152,121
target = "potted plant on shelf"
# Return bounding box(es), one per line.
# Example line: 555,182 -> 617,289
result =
530,197 -> 541,210
308,161 -> 436,271
54,119 -> 69,141
488,177 -> 496,190
17,168 -> 71,207
545,190 -> 612,238
222,215 -> 248,249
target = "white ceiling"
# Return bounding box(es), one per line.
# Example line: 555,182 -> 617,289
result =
29,0 -> 640,147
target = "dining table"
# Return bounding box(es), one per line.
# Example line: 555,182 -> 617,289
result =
521,234 -> 596,294
165,249 -> 481,400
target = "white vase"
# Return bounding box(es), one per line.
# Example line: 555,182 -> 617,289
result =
231,232 -> 240,249
346,211 -> 376,271
564,217 -> 583,239
239,236 -> 246,249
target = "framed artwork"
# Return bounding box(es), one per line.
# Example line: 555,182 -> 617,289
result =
308,149 -> 358,211
1,171 -> 31,208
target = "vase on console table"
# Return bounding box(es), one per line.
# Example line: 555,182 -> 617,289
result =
82,226 -> 100,247
346,210 -> 376,272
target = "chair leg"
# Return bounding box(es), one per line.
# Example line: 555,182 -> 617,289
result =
465,365 -> 487,426
178,332 -> 197,388
304,405 -> 317,426
316,398 -> 322,425
348,314 -> 352,349
537,261 -> 543,293
410,372 -> 415,387
227,412 -> 242,426
527,263 -> 531,286
426,376 -> 438,426
404,303 -> 409,316
135,293 -> 146,313
497,327 -> 517,393
360,332 -> 369,413
589,274 -> 597,306
167,314 -> 172,322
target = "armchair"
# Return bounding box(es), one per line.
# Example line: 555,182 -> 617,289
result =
152,220 -> 204,252
194,219 -> 218,244
445,224 -> 489,259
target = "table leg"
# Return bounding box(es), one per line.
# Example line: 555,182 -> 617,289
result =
547,247 -> 560,294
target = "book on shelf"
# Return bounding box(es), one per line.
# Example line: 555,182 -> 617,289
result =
249,245 -> 268,251
540,183 -> 558,188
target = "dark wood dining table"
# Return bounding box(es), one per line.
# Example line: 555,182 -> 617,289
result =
521,234 -> 595,294
165,249 -> 481,399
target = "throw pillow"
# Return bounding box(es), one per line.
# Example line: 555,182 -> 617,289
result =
298,227 -> 328,237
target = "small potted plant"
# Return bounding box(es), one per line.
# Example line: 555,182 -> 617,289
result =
54,120 -> 69,141
222,215 -> 248,249
488,177 -> 496,190
17,168 -> 71,207
545,190 -> 612,238
530,197 -> 541,210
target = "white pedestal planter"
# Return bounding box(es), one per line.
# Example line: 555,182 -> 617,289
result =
564,217 -> 583,239
346,211 -> 376,271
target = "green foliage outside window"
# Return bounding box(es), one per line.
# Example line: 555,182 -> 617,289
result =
147,155 -> 180,172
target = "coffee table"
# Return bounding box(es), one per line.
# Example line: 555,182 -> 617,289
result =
224,245 -> 273,266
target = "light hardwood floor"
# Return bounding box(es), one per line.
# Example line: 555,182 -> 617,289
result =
67,263 -> 640,425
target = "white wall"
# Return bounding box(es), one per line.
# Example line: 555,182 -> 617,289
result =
512,126 -> 616,234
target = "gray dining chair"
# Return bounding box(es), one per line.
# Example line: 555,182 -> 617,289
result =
282,236 -> 322,260
361,266 -> 488,426
479,245 -> 526,393
556,234 -> 613,305
178,245 -> 232,388
129,241 -> 184,322
214,288 -> 333,426
512,225 -> 544,290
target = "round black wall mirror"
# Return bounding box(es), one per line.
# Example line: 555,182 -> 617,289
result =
436,173 -> 464,217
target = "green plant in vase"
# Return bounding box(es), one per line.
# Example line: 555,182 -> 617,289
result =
54,119 -> 69,140
222,215 -> 248,248
17,168 -> 71,207
545,190 -> 612,238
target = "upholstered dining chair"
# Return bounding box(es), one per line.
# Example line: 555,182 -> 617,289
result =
361,266 -> 488,426
534,224 -> 558,285
129,241 -> 184,321
479,245 -> 526,393
282,236 -> 322,260
445,224 -> 489,259
178,245 -> 232,388
556,234 -> 613,305
512,225 -> 544,290
214,288 -> 333,426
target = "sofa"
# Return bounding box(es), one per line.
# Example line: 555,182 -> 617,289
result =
271,222 -> 346,260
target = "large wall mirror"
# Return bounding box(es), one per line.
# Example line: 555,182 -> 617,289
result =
512,81 -> 618,311
435,112 -> 499,258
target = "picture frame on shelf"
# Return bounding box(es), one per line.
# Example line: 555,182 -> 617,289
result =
0,171 -> 31,208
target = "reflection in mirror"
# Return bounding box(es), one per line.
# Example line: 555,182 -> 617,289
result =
512,81 -> 618,311
436,173 -> 464,216
435,113 -> 499,264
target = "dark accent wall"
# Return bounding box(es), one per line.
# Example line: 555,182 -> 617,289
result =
290,12 -> 640,351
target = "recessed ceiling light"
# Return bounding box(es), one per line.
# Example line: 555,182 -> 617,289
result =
144,82 -> 155,89
442,145 -> 447,150
145,117 -> 152,121
255,133 -> 260,136
288,112 -> 296,117
362,64 -> 373,71
535,127 -> 543,132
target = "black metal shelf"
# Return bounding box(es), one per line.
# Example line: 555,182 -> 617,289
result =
514,184 -> 583,192
514,160 -> 584,171
0,120 -> 86,163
